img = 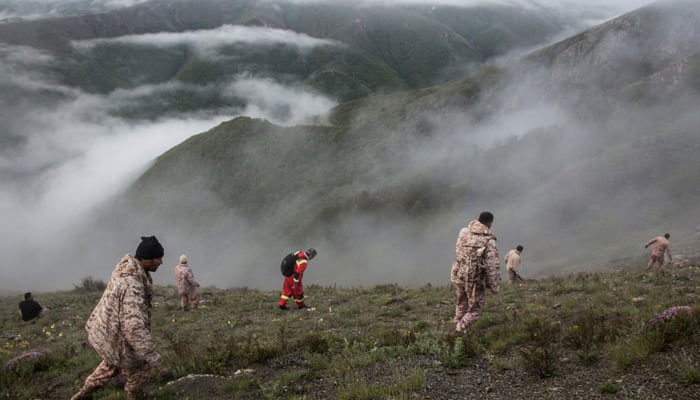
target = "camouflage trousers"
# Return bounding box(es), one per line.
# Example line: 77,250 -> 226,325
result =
74,360 -> 150,396
454,281 -> 486,333
179,291 -> 198,310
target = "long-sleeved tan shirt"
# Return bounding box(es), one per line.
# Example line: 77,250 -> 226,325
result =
504,249 -> 521,272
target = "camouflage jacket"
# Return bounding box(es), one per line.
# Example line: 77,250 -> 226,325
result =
175,264 -> 199,294
450,220 -> 501,292
85,255 -> 160,369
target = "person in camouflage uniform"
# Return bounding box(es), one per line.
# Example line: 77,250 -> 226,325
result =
450,212 -> 501,333
175,254 -> 199,310
71,236 -> 164,400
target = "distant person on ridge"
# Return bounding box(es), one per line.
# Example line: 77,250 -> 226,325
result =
279,248 -> 317,310
645,233 -> 672,270
451,212 -> 500,333
18,292 -> 46,321
71,236 -> 164,400
175,254 -> 200,311
504,245 -> 524,285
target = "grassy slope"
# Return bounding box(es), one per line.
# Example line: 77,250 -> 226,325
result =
2,250 -> 699,399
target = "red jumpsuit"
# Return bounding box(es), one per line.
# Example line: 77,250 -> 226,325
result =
279,251 -> 309,308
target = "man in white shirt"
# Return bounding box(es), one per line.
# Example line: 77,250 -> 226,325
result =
504,245 -> 523,285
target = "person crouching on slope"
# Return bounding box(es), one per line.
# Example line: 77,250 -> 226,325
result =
450,212 -> 501,333
279,248 -> 317,310
175,254 -> 200,310
645,233 -> 672,270
72,236 -> 164,400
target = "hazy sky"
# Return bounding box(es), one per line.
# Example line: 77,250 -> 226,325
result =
270,0 -> 653,13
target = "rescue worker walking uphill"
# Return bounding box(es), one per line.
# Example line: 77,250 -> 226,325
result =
72,236 -> 164,400
279,248 -> 317,310
451,212 -> 501,333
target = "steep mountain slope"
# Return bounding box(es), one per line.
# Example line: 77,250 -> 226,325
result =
526,0 -> 700,91
116,0 -> 700,282
0,0 -> 570,106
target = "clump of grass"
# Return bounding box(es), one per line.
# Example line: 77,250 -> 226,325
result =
518,316 -> 559,378
337,368 -> 425,400
564,309 -> 626,364
443,333 -> 481,368
597,381 -> 621,394
490,357 -> 511,372
378,328 -> 416,347
373,284 -> 400,295
612,308 -> 700,370
669,351 -> 700,385
413,320 -> 431,331
297,332 -> 330,354
236,333 -> 287,366
74,276 -> 107,292
217,375 -> 258,393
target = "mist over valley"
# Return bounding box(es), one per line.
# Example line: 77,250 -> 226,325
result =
1,0 -> 698,292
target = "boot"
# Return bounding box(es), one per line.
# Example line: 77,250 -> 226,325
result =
278,305 -> 289,310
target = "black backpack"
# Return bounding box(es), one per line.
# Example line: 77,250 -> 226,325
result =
280,252 -> 297,277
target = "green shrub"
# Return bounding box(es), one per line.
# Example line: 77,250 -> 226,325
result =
612,308 -> 700,370
518,317 -> 559,378
443,333 -> 480,368
597,381 -> 621,394
337,368 -> 425,400
378,329 -> 416,347
298,332 -> 330,354
670,351 -> 700,385
74,276 -> 107,292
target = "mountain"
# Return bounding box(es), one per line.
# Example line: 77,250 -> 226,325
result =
115,0 -> 700,282
0,0 -> 571,109
526,0 -> 700,92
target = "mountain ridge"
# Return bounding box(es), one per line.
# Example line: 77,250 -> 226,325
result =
116,0 -> 700,279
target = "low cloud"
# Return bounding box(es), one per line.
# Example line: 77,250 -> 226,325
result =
225,77 -> 337,126
73,25 -> 341,58
0,44 -> 337,290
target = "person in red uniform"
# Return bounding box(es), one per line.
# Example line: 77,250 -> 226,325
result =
279,248 -> 317,310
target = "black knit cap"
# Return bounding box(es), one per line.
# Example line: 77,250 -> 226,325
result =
135,236 -> 164,260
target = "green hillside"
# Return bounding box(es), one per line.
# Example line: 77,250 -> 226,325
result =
0,0 -> 571,110
2,257 -> 699,399
116,0 -> 700,277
